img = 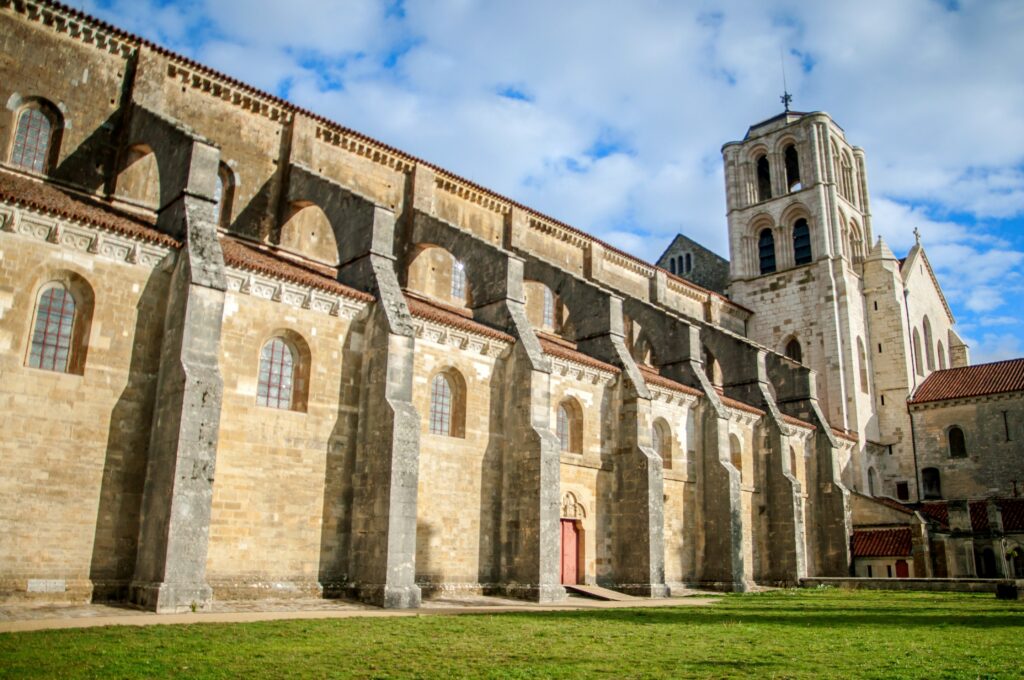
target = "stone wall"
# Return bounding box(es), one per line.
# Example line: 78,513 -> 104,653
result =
911,394 -> 1024,500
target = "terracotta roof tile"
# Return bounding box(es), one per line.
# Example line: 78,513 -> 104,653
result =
852,527 -> 913,558
917,502 -> 950,528
405,295 -> 513,344
638,365 -> 702,397
831,427 -> 859,443
0,170 -> 178,247
781,413 -> 816,431
997,499 -> 1024,532
910,358 -> 1024,404
539,337 -> 620,374
713,389 -> 765,416
969,501 -> 989,533
219,237 -> 373,303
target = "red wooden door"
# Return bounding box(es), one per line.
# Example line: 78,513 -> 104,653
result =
895,559 -> 909,578
561,519 -> 578,585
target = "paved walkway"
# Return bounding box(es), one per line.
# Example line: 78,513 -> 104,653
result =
0,592 -> 718,633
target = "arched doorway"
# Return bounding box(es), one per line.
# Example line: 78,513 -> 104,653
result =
560,493 -> 585,585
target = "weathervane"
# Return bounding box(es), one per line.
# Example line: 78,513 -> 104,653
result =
779,48 -> 793,112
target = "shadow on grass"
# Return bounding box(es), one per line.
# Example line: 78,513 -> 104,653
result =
488,606 -> 1024,630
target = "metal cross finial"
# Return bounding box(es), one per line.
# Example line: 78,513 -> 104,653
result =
913,227 -> 921,245
780,91 -> 793,112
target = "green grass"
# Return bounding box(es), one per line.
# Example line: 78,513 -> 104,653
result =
2,589 -> 1023,679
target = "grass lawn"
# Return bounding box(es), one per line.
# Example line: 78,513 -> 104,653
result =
1,589 -> 1022,679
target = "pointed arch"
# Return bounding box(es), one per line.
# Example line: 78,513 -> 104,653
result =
729,434 -> 743,472
937,340 -> 947,370
923,316 -> 935,371
912,328 -> 924,376
857,337 -> 869,394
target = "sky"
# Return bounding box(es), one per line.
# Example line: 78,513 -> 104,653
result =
85,0 -> 1024,363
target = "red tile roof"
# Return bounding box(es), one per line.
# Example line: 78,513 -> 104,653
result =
710,388 -> 764,416
998,499 -> 1024,532
0,169 -> 178,247
970,501 -> 989,533
220,238 -> 373,303
405,295 -> 514,344
910,358 -> 1024,404
831,427 -> 859,443
781,413 -> 816,431
917,502 -> 950,528
852,528 -> 913,558
539,337 -> 620,374
638,365 -> 702,397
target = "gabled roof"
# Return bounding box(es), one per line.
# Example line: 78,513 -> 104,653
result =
852,528 -> 913,558
900,245 -> 954,324
909,358 -> 1024,404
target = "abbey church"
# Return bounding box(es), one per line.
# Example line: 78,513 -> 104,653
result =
1,1 -> 1021,613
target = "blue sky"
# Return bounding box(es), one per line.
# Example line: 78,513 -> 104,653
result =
87,0 -> 1024,363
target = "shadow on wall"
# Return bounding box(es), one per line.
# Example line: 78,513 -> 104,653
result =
317,309 -> 368,594
477,351 -> 507,589
89,261 -> 172,601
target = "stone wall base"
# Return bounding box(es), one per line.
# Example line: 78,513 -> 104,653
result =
801,577 -> 1023,593
129,580 -> 213,613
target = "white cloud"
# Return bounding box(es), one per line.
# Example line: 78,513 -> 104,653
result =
86,0 -> 1024,343
957,331 -> 1024,365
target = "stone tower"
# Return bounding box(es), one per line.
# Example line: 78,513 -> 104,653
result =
722,111 -> 877,490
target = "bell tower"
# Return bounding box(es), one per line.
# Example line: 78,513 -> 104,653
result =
722,109 -> 877,488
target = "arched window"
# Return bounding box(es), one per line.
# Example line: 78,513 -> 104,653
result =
543,285 -> 555,329
729,434 -> 743,472
428,371 -> 466,437
257,337 -> 296,410
10,102 -> 61,173
868,467 -> 878,496
755,154 -> 772,202
948,426 -> 967,458
758,228 -> 776,275
792,218 -> 812,265
921,467 -> 941,500
923,317 -> 935,371
857,337 -> 869,394
450,257 -> 466,300
784,144 -> 801,192
912,329 -> 923,376
556,399 -> 582,453
669,258 -> 676,275
784,337 -> 802,363
28,283 -> 77,373
685,253 -> 692,273
937,341 -> 947,369
653,418 -> 671,470
703,346 -> 722,386
214,163 -> 235,227
840,151 -> 855,204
